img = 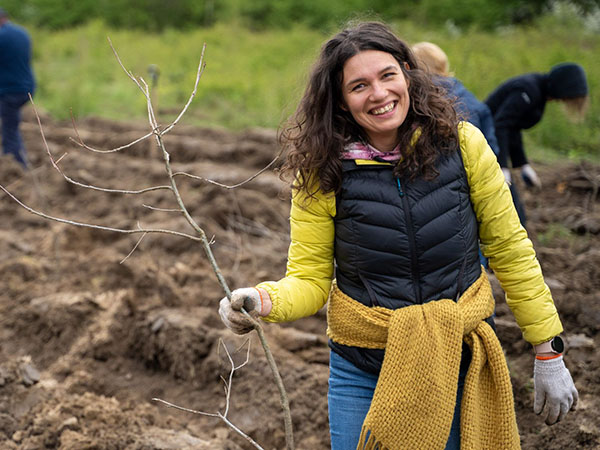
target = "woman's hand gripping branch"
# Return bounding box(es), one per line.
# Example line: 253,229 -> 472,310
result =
219,287 -> 273,335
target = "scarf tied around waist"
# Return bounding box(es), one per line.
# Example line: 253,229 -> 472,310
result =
327,271 -> 520,450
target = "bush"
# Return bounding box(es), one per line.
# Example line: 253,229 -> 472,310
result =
5,0 -> 599,31
3,0 -> 218,30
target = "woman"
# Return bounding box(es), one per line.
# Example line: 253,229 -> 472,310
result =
485,62 -> 589,224
219,22 -> 577,450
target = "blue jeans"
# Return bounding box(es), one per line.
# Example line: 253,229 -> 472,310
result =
1,92 -> 30,167
328,349 -> 468,450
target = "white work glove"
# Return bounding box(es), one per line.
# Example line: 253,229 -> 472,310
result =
501,167 -> 512,185
218,287 -> 267,335
521,163 -> 542,189
533,355 -> 578,425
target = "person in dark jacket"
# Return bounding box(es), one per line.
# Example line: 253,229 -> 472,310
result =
0,8 -> 36,168
412,41 -> 499,269
412,41 -> 499,156
486,63 -> 588,224
218,22 -> 577,450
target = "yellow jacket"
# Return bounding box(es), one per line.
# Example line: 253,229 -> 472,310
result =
258,122 -> 562,345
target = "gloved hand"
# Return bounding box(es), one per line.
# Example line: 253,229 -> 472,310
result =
501,167 -> 512,185
533,355 -> 578,425
521,163 -> 542,189
218,287 -> 270,335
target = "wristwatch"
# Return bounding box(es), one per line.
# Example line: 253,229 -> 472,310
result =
535,336 -> 564,354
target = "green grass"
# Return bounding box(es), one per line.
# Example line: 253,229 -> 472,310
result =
536,223 -> 577,247
29,16 -> 600,161
31,20 -> 325,129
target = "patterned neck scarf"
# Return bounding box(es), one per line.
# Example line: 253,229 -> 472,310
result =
341,141 -> 401,162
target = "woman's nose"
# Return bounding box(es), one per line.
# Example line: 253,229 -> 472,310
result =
370,82 -> 387,101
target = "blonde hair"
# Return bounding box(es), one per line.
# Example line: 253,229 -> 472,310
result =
560,96 -> 589,122
412,42 -> 450,77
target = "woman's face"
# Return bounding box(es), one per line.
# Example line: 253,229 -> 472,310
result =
341,50 -> 410,151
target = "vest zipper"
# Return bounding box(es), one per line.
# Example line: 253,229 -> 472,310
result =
397,177 -> 422,304
396,178 -> 404,197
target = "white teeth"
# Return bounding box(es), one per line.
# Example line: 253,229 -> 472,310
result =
372,102 -> 395,115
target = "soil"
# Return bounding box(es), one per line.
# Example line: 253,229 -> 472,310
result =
0,110 -> 598,449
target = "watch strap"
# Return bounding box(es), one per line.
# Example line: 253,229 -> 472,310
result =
534,336 -> 563,355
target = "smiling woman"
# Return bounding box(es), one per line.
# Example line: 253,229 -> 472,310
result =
340,50 -> 410,151
217,21 -> 578,450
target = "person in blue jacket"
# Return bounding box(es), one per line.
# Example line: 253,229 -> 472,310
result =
412,42 -> 500,157
485,63 -> 588,224
0,8 -> 36,168
412,41 -> 499,267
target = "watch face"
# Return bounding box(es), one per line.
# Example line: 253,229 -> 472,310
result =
551,336 -> 565,353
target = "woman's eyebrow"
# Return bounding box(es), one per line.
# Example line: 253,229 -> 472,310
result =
345,65 -> 399,87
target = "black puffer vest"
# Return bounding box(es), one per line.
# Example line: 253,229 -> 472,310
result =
329,148 -> 483,374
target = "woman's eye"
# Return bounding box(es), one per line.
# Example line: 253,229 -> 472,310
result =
383,72 -> 397,79
351,83 -> 366,91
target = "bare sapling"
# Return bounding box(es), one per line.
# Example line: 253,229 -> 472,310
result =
0,38 -> 294,450
154,339 -> 266,450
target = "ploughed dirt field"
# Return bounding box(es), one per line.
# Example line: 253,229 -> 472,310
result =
0,110 -> 599,449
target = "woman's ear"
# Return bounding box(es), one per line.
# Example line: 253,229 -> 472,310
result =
340,102 -> 348,112
402,62 -> 411,88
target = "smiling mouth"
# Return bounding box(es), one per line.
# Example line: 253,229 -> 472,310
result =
371,101 -> 396,115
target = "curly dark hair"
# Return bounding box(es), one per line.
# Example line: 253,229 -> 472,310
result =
279,21 -> 459,198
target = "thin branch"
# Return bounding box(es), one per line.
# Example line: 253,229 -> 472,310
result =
108,37 -> 149,100
172,146 -> 283,190
217,413 -> 263,450
162,43 -> 207,135
29,94 -> 171,195
152,399 -> 263,450
139,76 -> 160,135
221,338 -> 251,418
142,204 -> 182,213
226,224 -> 244,278
253,323 -> 293,449
120,231 -> 148,264
219,375 -> 229,396
70,109 -> 153,154
152,339 -> 263,450
0,185 -> 202,242
228,192 -> 247,276
227,215 -> 287,241
13,39 -> 295,450
155,113 -> 295,450
152,398 -> 218,418
4,162 -> 56,191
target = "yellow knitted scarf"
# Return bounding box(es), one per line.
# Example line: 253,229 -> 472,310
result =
327,271 -> 520,450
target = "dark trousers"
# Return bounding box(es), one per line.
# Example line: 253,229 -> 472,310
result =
509,182 -> 527,226
0,92 -> 30,167
495,128 -> 528,169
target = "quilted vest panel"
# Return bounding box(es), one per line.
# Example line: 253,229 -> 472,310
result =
330,149 -> 483,373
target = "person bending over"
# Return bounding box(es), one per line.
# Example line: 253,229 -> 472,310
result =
486,63 -> 588,224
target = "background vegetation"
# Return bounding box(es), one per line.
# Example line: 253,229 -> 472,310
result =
4,0 -> 600,30
4,1 -> 600,160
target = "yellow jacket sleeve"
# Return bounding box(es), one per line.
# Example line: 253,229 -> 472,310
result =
257,186 -> 336,323
459,122 -> 563,344
258,123 -> 563,344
